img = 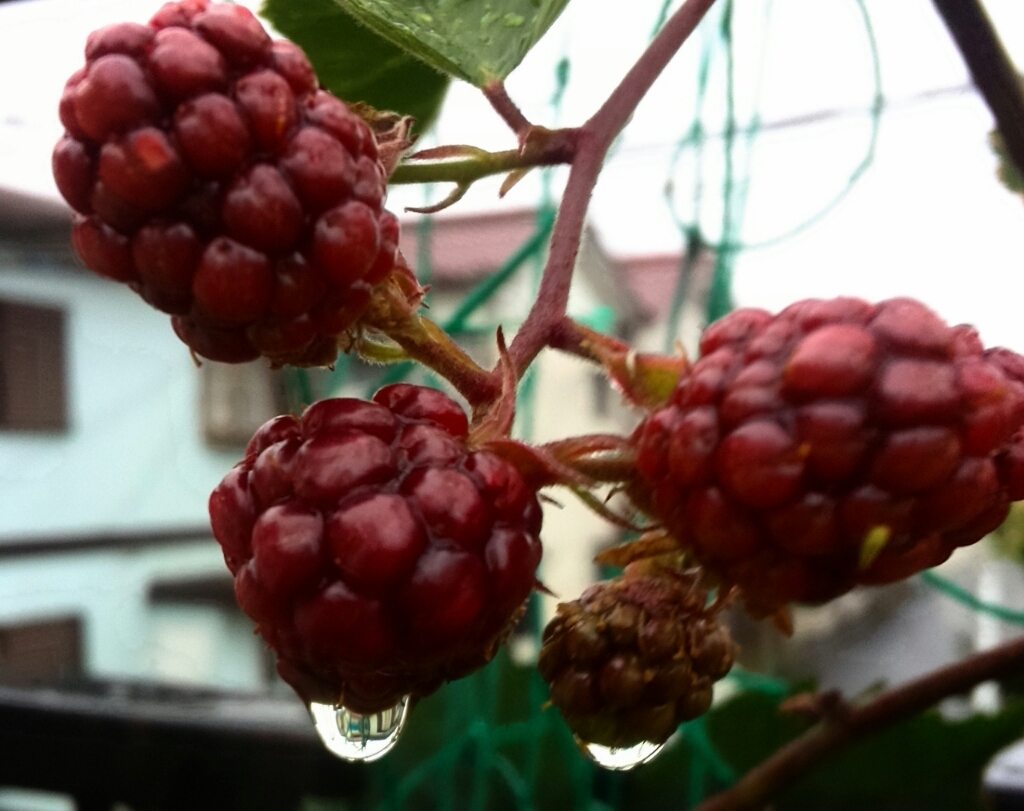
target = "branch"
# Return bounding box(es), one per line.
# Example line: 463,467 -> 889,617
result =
506,0 -> 717,377
694,633 -> 1024,811
931,0 -> 1024,180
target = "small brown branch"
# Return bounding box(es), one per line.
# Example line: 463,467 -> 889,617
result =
505,0 -> 717,378
694,634 -> 1024,811
932,0 -> 1024,180
483,81 -> 533,139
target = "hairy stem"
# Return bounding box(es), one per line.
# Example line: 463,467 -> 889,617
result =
483,80 -> 533,138
548,316 -> 631,364
694,634 -> 1024,811
384,315 -> 499,405
931,0 -> 1024,180
389,136 -> 576,187
506,0 -> 718,377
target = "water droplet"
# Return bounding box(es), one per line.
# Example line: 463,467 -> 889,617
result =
577,738 -> 665,771
309,696 -> 410,762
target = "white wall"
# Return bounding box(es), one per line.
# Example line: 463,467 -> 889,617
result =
0,261 -> 242,539
0,539 -> 265,689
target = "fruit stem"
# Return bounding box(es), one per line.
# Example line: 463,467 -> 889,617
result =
931,0 -> 1024,182
548,316 -> 632,364
692,633 -> 1024,811
542,433 -> 638,481
383,314 -> 499,405
483,80 -> 533,141
389,134 -> 577,188
505,0 -> 717,378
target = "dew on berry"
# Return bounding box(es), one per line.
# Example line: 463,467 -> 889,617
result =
577,740 -> 666,772
309,696 -> 410,763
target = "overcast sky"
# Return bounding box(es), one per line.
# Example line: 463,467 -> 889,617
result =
2,0 -> 1024,347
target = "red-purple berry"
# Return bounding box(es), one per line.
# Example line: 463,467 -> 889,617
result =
209,385 -> 544,712
632,297 -> 1024,617
53,1 -> 400,367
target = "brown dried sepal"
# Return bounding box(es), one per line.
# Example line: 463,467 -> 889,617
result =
348,102 -> 417,179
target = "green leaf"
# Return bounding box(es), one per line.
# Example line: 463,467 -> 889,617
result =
261,0 -> 449,131
333,0 -> 572,86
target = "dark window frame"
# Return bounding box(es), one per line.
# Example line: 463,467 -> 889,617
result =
0,299 -> 69,432
0,615 -> 83,687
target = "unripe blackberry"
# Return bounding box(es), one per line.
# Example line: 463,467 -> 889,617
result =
53,0 -> 400,367
209,384 -> 544,712
631,297 -> 1024,618
539,564 -> 735,748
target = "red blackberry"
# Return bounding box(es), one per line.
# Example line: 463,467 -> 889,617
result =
631,297 -> 1024,618
53,0 -> 400,367
538,563 -> 735,748
209,384 -> 544,712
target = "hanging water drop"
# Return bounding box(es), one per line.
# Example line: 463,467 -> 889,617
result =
577,738 -> 665,771
309,696 -> 410,762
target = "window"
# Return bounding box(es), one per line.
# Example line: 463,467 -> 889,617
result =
201,360 -> 289,449
0,300 -> 68,431
0,616 -> 82,687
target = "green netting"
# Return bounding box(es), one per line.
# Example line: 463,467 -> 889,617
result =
287,2 -> 1024,808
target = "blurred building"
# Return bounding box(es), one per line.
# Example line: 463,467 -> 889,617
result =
0,188 -> 690,692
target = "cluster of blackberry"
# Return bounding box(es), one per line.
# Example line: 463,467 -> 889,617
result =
56,1 -> 1024,758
